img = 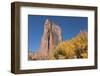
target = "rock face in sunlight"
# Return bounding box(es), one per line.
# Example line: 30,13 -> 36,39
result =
28,19 -> 62,60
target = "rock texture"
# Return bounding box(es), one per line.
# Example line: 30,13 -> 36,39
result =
28,19 -> 62,60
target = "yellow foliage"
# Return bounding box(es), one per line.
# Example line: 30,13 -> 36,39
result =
49,31 -> 88,59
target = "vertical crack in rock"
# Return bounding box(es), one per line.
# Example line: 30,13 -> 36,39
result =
28,19 -> 62,60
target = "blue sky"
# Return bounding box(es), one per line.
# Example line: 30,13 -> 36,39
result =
28,15 -> 88,52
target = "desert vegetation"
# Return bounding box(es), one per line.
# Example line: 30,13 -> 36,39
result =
49,31 -> 88,59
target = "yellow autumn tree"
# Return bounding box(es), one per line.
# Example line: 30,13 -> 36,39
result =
72,31 -> 88,58
49,31 -> 88,59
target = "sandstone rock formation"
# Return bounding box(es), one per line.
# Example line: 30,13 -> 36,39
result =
28,19 -> 62,60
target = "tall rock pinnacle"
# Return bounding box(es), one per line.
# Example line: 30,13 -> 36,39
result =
29,19 -> 62,60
